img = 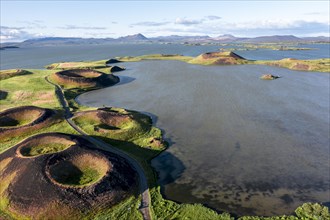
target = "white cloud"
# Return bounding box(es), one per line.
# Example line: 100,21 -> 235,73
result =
175,17 -> 203,25
58,25 -> 107,30
0,26 -> 47,42
205,15 -> 221,20
146,19 -> 330,37
131,21 -> 170,27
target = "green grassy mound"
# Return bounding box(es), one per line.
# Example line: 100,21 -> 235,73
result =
48,153 -> 110,187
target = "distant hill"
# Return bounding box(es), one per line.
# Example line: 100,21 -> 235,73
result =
21,37 -> 116,46
212,34 -> 240,42
240,35 -> 302,43
1,34 -> 329,47
151,35 -> 211,42
117,33 -> 148,41
301,36 -> 330,42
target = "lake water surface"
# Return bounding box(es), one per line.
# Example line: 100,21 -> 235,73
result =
1,43 -> 329,69
77,60 -> 330,216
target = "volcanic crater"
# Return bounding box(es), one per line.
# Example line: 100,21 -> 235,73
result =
0,132 -> 138,218
73,107 -> 153,141
53,69 -> 119,88
0,106 -> 55,138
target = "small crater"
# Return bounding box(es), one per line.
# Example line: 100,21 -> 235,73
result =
47,153 -> 110,187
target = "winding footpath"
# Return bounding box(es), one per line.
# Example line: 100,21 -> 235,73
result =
45,76 -> 152,220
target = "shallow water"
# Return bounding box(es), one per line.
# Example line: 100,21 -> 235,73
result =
77,61 -> 329,216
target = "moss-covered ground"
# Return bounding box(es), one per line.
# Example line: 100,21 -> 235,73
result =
0,57 -> 329,219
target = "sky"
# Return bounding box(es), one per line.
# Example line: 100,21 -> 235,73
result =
1,0 -> 329,42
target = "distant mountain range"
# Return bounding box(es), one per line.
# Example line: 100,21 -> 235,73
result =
1,34 -> 329,47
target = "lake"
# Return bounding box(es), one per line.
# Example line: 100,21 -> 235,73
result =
1,43 -> 329,216
77,60 -> 329,216
1,43 -> 329,70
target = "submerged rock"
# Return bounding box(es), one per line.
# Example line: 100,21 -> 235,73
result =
260,74 -> 280,80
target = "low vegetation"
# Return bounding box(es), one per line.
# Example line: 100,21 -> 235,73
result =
18,135 -> 75,157
45,60 -> 108,70
48,153 -> 109,187
72,108 -> 166,151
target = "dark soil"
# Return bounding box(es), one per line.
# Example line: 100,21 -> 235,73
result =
0,132 -> 138,217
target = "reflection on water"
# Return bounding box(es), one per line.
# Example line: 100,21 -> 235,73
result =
78,61 -> 330,216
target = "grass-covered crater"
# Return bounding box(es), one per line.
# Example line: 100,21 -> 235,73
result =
73,107 -> 162,145
17,133 -> 75,157
47,153 -> 110,187
0,106 -> 53,129
51,68 -> 119,89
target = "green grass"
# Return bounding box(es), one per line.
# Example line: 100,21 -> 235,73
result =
45,60 -> 108,70
0,69 -> 32,80
0,69 -> 61,110
88,196 -> 143,220
49,154 -> 109,187
52,165 -> 101,186
150,186 -> 233,220
19,142 -> 72,157
72,108 -> 165,151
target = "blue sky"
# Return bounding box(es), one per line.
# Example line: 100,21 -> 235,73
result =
1,1 -> 329,42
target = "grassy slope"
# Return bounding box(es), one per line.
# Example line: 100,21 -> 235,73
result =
1,60 -> 329,219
